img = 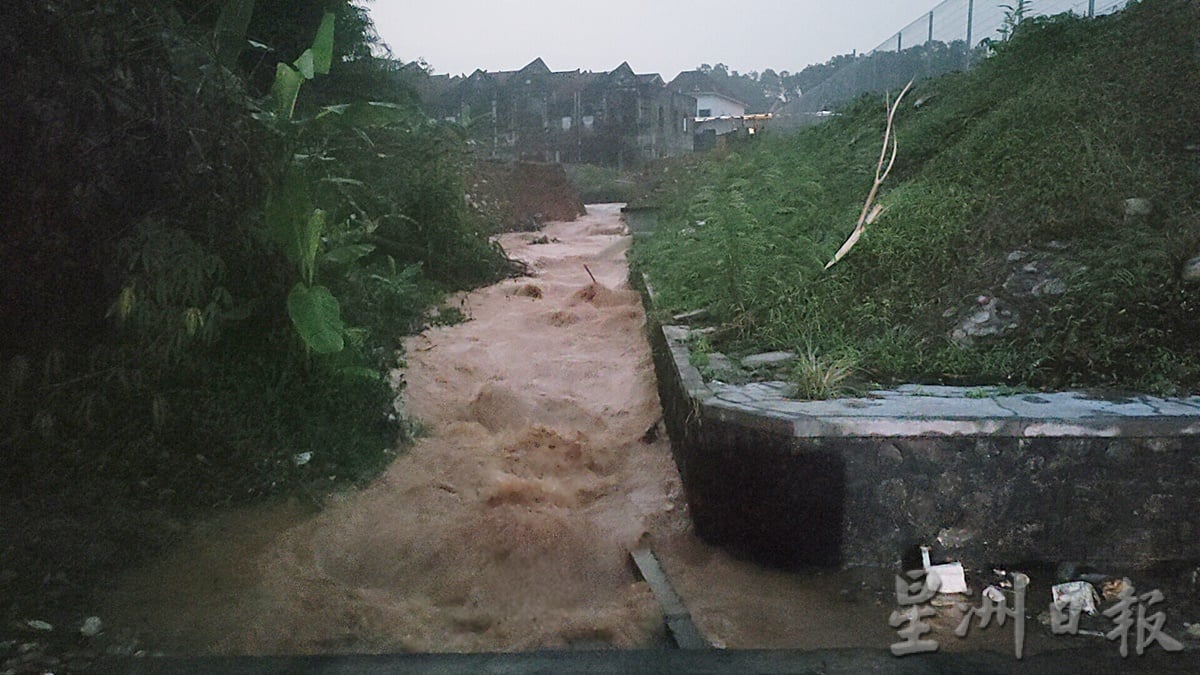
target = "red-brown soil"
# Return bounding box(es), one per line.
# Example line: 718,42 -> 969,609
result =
467,161 -> 586,232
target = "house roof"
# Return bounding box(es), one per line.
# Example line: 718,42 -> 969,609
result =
549,70 -> 601,98
425,58 -> 678,111
668,70 -> 748,108
465,59 -> 668,87
610,61 -> 636,77
413,72 -> 461,106
517,57 -> 551,76
607,61 -> 639,86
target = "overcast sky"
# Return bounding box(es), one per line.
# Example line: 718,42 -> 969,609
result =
368,0 -> 942,79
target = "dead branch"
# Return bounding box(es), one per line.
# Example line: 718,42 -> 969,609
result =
824,79 -> 914,270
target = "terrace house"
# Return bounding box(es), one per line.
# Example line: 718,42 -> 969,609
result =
419,59 -> 695,168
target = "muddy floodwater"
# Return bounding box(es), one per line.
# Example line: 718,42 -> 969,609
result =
100,204 -> 1032,655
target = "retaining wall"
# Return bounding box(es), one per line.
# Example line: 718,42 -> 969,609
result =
638,278 -> 1200,570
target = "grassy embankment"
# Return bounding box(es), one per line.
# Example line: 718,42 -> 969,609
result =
633,0 -> 1200,396
565,164 -> 641,204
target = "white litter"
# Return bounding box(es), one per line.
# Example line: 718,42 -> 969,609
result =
80,616 -> 103,637
921,546 -> 968,594
1053,580 -> 1101,616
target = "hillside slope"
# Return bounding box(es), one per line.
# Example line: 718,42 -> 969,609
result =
633,0 -> 1200,394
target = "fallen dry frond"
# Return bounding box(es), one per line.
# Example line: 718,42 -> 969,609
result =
825,80 -> 914,270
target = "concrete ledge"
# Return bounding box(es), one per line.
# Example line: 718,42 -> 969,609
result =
705,381 -> 1200,439
634,271 -> 1200,569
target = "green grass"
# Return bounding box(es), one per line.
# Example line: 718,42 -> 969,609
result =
792,350 -> 858,400
633,0 -> 1200,395
564,163 -> 639,203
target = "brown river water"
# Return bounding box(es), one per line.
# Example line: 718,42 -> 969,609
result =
98,204 -> 1049,656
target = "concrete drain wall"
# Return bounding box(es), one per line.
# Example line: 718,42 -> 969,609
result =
640,283 -> 1200,569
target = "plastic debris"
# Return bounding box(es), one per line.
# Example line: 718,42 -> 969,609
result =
293,451 -> 312,466
921,546 -> 968,594
24,620 -> 52,632
80,616 -> 103,637
1123,197 -> 1153,217
1102,577 -> 1132,602
1185,623 -> 1200,639
983,585 -> 1006,603
936,527 -> 973,548
1052,581 -> 1100,616
984,567 -> 1016,589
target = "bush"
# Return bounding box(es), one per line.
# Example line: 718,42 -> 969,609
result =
0,0 -> 514,619
565,164 -> 638,203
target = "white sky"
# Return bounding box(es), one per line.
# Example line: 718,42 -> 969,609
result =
368,0 -> 943,79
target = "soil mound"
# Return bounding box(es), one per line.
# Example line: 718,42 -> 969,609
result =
468,161 -> 586,232
571,282 -> 640,308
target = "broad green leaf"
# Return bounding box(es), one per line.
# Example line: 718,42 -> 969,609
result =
299,209 -> 325,285
339,366 -> 382,381
294,49 -> 316,80
311,12 -> 335,75
398,263 -> 423,282
270,62 -> 304,119
344,327 -> 368,348
323,243 -> 375,265
264,168 -> 310,260
287,283 -> 344,354
214,0 -> 255,69
315,101 -> 411,130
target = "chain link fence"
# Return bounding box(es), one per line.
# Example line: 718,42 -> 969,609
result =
780,0 -> 1129,123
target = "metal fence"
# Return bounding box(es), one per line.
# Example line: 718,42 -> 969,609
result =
781,0 -> 1129,121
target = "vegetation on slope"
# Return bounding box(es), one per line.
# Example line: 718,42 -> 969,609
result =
633,0 -> 1200,395
564,164 -> 640,204
0,0 -> 513,627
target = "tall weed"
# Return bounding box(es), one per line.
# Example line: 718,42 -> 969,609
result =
634,0 -> 1200,394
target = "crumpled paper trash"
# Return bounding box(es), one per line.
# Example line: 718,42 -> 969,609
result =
1052,580 -> 1100,615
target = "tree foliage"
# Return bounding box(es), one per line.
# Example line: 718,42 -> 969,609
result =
0,0 -> 513,609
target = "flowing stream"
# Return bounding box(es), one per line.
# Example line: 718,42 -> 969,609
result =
99,204 -> 913,654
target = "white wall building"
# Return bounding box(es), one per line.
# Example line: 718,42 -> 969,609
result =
692,91 -> 746,119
